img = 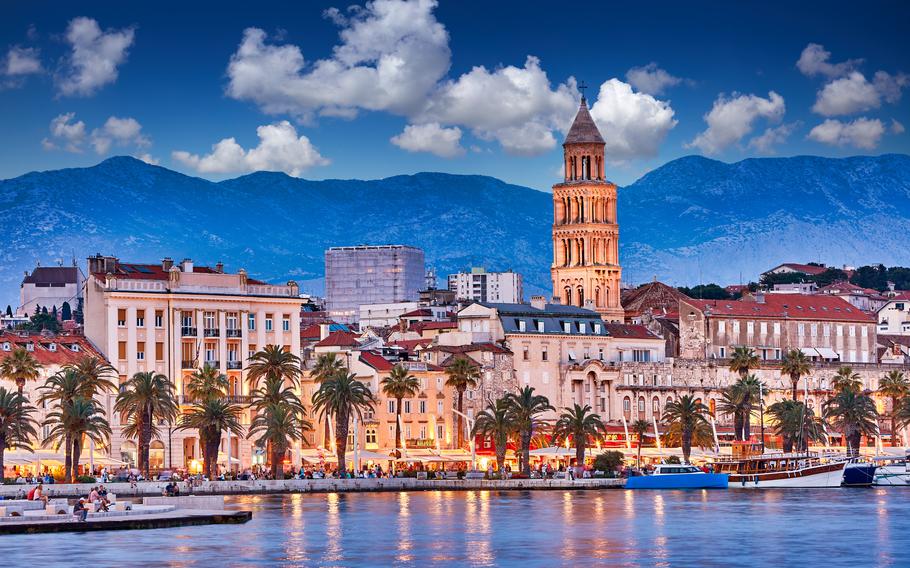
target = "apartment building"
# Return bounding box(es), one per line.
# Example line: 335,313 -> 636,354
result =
447,267 -> 523,304
678,293 -> 877,363
83,255 -> 303,470
877,294 -> 910,336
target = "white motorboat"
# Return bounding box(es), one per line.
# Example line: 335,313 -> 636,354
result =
872,454 -> 910,486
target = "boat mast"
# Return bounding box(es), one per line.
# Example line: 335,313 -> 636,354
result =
759,382 -> 766,454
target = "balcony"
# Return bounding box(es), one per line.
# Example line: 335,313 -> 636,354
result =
181,326 -> 197,337
180,394 -> 250,405
181,360 -> 196,369
204,360 -> 220,369
203,328 -> 221,338
227,360 -> 242,370
226,329 -> 242,338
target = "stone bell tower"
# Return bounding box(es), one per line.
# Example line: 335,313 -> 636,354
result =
551,95 -> 623,322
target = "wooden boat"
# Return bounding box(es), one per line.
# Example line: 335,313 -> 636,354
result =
714,453 -> 846,488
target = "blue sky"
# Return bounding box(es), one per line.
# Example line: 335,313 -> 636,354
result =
1,0 -> 908,189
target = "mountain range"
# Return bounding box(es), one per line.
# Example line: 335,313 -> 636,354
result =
1,153 -> 909,306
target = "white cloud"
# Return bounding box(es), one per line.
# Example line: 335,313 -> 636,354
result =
625,63 -> 682,95
226,0 -> 450,120
90,116 -> 150,154
807,118 -> 885,149
873,71 -> 910,104
135,153 -> 159,165
688,91 -> 785,154
812,71 -> 882,116
892,119 -> 905,135
588,79 -> 677,162
172,121 -> 329,177
390,122 -> 463,157
748,122 -> 800,154
419,56 -> 577,155
55,17 -> 135,97
5,46 -> 42,76
42,112 -> 86,152
796,43 -> 861,78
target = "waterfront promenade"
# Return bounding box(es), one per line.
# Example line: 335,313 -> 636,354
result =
0,477 -> 624,499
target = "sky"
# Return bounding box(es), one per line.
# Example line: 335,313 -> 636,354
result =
1,0 -> 908,189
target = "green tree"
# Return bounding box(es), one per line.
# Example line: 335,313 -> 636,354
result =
246,344 -> 302,390
311,372 -> 375,475
61,301 -> 72,321
0,347 -> 43,399
552,404 -> 606,477
629,419 -> 651,469
824,389 -> 879,456
662,395 -> 711,463
43,398 -> 111,481
186,365 -> 229,403
311,352 -> 346,383
5,305 -> 12,317
0,387 -> 38,477
767,399 -> 826,452
504,386 -> 553,476
717,385 -> 747,440
249,374 -> 308,478
471,397 -> 515,476
729,346 -> 760,377
380,364 -> 420,458
878,370 -> 909,447
179,398 -> 244,480
832,366 -> 863,395
780,348 -> 811,401
676,283 -> 731,300
444,357 -> 480,449
114,372 -> 179,478
592,450 -> 624,475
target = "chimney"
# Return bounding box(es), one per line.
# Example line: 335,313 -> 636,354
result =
88,254 -> 118,275
530,295 -> 547,310
583,298 -> 596,310
162,257 -> 174,271
215,261 -> 224,273
319,322 -> 331,340
754,291 -> 765,304
181,258 -> 194,273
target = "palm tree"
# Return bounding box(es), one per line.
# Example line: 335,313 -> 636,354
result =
68,356 -> 117,396
246,344 -> 302,389
878,370 -> 909,446
311,372 -> 375,475
717,386 -> 747,442
767,399 -> 826,452
381,364 -> 420,457
186,365 -> 229,403
311,352 -> 346,383
662,395 -> 711,463
729,346 -> 760,378
0,387 -> 38,476
444,357 -> 480,449
179,398 -> 244,480
824,389 -> 879,456
0,347 -> 42,399
552,404 -> 606,477
504,386 -> 553,476
832,366 -> 863,395
471,397 -> 515,476
114,372 -> 179,478
780,349 -> 811,400
248,400 -> 311,480
629,419 -> 651,469
43,398 -> 111,480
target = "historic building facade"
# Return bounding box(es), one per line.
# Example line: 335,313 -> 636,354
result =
551,97 -> 623,322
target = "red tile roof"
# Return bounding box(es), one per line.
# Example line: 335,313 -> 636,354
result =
817,281 -> 878,296
358,350 -> 395,371
0,332 -> 105,366
314,331 -> 360,348
23,266 -> 79,285
400,308 -> 433,318
771,263 -> 829,276
621,281 -> 690,318
891,292 -> 910,301
300,324 -> 323,341
388,339 -> 433,353
409,321 -> 457,334
91,262 -> 266,285
604,323 -> 660,340
683,295 -> 875,323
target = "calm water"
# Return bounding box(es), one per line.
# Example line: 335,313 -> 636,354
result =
4,489 -> 908,567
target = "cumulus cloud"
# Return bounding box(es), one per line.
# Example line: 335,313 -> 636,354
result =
748,122 -> 800,154
42,112 -> 86,152
226,0 -> 450,120
419,56 -> 577,155
812,71 -> 881,116
390,122 -> 463,157
807,118 -> 884,149
135,153 -> 160,165
172,121 -> 329,177
90,116 -> 150,154
688,91 -> 785,154
55,17 -> 135,97
588,79 -> 677,162
5,46 -> 42,76
625,63 -> 683,95
796,43 -> 862,78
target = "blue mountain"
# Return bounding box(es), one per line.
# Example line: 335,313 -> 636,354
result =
1,153 -> 908,306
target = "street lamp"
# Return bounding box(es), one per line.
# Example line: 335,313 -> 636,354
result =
451,408 -> 476,471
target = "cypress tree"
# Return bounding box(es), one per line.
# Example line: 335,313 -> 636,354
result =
61,301 -> 72,321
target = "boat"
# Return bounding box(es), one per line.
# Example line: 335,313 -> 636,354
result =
625,464 -> 729,489
872,453 -> 910,486
841,459 -> 878,487
715,453 -> 846,488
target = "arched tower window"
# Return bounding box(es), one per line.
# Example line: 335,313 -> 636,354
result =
564,287 -> 572,306
577,286 -> 585,307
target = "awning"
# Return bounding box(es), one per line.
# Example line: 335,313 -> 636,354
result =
814,347 -> 839,360
345,450 -> 393,462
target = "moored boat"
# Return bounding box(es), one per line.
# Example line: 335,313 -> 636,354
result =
625,464 -> 729,489
841,460 -> 877,487
715,453 -> 846,488
872,453 -> 910,486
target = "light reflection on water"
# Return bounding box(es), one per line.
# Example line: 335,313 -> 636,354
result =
2,489 -> 909,567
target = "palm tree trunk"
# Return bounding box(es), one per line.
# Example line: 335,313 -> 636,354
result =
791,376 -> 799,401
637,441 -> 642,469
140,412 -> 152,478
521,429 -> 531,477
16,379 -> 24,399
205,432 -> 220,480
71,433 -> 83,481
336,409 -> 349,476
456,390 -> 464,449
892,396 -> 900,447
271,444 -> 283,480
495,439 -> 506,477
575,441 -> 585,478
63,431 -> 73,483
682,428 -> 692,463
0,440 -> 6,481
394,398 -> 402,457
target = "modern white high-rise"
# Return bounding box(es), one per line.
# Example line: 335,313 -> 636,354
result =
447,267 -> 523,304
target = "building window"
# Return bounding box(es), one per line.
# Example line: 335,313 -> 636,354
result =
623,397 -> 631,413
155,342 -> 164,361
522,346 -> 529,361
579,322 -> 587,334
136,310 -> 145,327
760,322 -> 767,335
718,321 -> 725,333
118,341 -> 126,360
117,308 -> 126,327
248,344 -> 257,359
797,323 -> 806,336
136,342 -> 145,360
747,321 -> 754,335
541,346 -> 548,361
48,343 -> 56,352
265,315 -> 273,332
365,428 -> 377,445
774,322 -> 781,335
386,399 -> 395,414
541,371 -> 549,384
436,424 -> 444,439
282,315 -> 290,332
810,324 -> 818,337
563,322 -> 572,334
155,310 -> 163,328
823,324 -> 830,337
837,325 -> 843,337
518,320 -> 526,332
861,326 -> 868,337
632,349 -> 651,362
732,321 -> 739,334
719,347 -> 726,358
419,400 -> 426,414
226,312 -> 238,330
437,400 -> 444,414
849,326 -> 856,337
594,323 -> 601,334
536,321 -> 545,333
248,314 -> 256,330
181,311 -> 193,327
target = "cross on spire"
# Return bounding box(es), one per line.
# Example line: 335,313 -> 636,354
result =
578,81 -> 588,101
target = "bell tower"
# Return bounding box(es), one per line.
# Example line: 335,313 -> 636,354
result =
551,95 -> 623,322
